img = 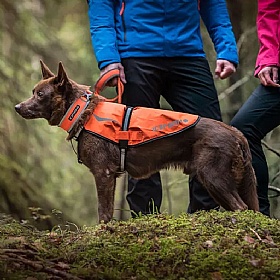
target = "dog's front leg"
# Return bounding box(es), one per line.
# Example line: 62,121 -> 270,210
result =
94,173 -> 116,223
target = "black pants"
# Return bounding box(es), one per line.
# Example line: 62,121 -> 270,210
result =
121,57 -> 221,216
230,84 -> 280,216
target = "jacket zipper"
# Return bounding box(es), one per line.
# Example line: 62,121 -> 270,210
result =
120,1 -> 127,42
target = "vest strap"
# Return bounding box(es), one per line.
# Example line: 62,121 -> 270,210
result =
119,107 -> 133,172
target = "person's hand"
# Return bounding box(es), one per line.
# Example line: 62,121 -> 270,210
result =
100,62 -> 126,86
257,66 -> 280,87
215,59 -> 236,79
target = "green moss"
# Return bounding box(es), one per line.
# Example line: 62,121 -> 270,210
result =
0,211 -> 280,279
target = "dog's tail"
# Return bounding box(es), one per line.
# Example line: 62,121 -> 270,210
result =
236,132 -> 259,211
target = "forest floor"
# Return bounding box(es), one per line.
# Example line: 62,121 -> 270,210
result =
0,210 -> 280,280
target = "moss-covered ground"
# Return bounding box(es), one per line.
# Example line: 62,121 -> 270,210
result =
0,210 -> 280,280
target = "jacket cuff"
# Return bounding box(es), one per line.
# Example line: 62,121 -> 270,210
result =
254,62 -> 280,77
93,46 -> 121,70
217,55 -> 239,68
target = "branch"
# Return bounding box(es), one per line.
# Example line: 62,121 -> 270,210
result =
261,140 -> 280,158
237,26 -> 257,52
218,71 -> 253,101
261,140 -> 280,184
0,251 -> 82,280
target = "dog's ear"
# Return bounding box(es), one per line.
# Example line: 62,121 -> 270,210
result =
40,60 -> 55,79
54,62 -> 71,92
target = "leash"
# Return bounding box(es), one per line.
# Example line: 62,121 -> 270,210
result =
93,68 -> 124,103
93,69 -> 127,171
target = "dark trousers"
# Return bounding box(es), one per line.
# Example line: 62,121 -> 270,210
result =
230,84 -> 280,216
121,57 -> 221,216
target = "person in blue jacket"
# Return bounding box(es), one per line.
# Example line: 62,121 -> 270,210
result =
87,0 -> 238,217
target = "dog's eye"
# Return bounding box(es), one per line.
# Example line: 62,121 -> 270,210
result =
37,91 -> 43,97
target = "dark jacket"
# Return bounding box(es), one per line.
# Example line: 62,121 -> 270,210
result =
87,0 -> 238,69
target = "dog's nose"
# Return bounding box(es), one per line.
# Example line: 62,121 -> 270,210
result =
15,104 -> 21,112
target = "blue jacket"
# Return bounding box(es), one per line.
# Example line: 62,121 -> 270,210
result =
87,0 -> 238,70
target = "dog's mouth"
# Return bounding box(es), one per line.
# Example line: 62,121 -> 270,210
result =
15,103 -> 41,119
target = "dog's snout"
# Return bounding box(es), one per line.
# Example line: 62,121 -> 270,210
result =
15,104 -> 21,112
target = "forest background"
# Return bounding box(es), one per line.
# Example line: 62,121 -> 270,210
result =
1,0 -> 280,228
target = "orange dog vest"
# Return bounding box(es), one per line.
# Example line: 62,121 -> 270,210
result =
59,95 -> 200,170
83,102 -> 200,147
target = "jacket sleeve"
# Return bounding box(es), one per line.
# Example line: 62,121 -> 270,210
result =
254,0 -> 280,76
199,0 -> 238,66
87,0 -> 121,69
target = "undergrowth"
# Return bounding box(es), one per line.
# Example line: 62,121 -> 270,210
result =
0,210 -> 280,279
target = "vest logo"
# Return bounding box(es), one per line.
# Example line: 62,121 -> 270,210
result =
152,119 -> 189,131
68,105 -> 80,121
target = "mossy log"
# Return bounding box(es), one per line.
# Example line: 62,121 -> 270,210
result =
0,211 -> 280,279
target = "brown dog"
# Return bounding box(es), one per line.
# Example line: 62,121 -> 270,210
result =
15,61 -> 259,223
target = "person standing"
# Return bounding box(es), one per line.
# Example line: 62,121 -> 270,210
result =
87,0 -> 238,217
231,0 -> 280,216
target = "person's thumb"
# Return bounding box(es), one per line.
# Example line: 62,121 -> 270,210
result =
272,67 -> 279,83
215,61 -> 222,79
118,64 -> 126,84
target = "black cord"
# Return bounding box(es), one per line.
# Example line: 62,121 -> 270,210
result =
70,139 -> 78,156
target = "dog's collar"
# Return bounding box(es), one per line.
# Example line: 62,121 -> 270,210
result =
59,92 -> 92,137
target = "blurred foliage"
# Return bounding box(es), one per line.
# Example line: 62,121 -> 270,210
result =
0,0 -> 100,226
0,0 -> 279,227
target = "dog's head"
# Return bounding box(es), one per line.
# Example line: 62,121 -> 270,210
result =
15,60 -> 89,126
